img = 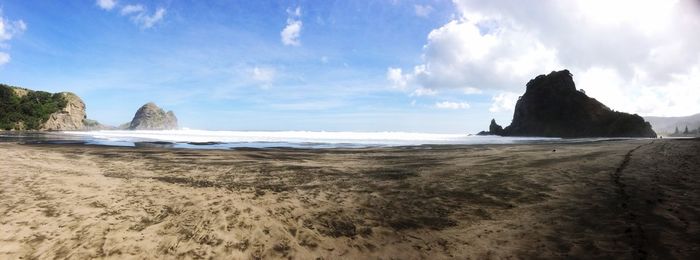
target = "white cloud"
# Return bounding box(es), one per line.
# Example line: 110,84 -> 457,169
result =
131,7 -> 166,29
414,5 -> 434,17
281,21 -> 302,46
121,4 -> 144,15
281,7 -> 303,46
390,0 -> 700,116
435,101 -> 471,109
0,10 -> 26,66
0,16 -> 26,41
397,17 -> 560,91
578,65 -> 700,116
462,87 -> 482,94
411,88 -> 437,96
387,67 -> 409,89
96,0 -> 117,10
0,52 -> 10,65
96,1 -> 165,29
489,92 -> 519,112
251,66 -> 276,83
289,6 -> 301,17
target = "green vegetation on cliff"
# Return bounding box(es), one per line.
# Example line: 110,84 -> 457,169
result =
0,84 -> 68,130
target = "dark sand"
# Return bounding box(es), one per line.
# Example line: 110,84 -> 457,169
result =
1,139 -> 699,259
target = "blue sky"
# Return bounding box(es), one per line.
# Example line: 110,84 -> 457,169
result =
1,0 -> 699,133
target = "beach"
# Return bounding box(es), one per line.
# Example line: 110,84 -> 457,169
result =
1,138 -> 699,259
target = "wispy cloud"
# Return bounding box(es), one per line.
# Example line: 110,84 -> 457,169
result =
0,52 -> 9,65
96,1 -> 165,29
435,101 -> 470,110
131,7 -> 166,29
96,0 -> 117,10
489,92 -> 519,112
251,66 -> 276,87
120,4 -> 144,15
414,4 -> 433,17
0,10 -> 26,66
281,7 -> 302,46
0,16 -> 25,41
411,88 -> 437,96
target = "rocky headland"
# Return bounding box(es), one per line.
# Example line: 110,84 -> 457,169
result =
0,85 -> 180,131
0,83 -> 99,131
479,70 -> 656,138
40,92 -> 87,131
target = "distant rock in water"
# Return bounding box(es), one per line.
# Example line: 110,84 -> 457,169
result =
82,118 -> 114,130
128,102 -> 178,130
477,119 -> 505,136
479,70 -> 656,138
488,119 -> 505,136
117,122 -> 131,130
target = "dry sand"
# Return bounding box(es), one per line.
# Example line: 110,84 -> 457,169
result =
0,139 -> 699,259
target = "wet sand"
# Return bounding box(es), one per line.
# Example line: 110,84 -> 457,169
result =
1,139 -> 699,259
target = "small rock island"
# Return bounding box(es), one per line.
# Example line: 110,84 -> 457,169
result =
479,70 -> 656,138
128,102 -> 178,130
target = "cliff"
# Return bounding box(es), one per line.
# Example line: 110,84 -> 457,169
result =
41,92 -> 86,131
480,70 -> 656,138
128,102 -> 178,130
1,84 -> 87,131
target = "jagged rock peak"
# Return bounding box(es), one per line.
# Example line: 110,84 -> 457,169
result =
487,119 -> 504,136
128,102 -> 178,130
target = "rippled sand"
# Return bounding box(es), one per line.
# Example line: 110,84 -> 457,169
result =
1,139 -> 698,259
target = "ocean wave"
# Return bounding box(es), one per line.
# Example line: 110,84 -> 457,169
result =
62,130 -> 561,147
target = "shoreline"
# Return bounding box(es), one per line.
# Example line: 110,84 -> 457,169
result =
2,130 -> 673,150
1,139 -> 699,259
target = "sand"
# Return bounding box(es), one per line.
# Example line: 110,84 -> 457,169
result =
1,139 -> 699,259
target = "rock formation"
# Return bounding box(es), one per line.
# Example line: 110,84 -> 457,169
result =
41,92 -> 86,131
488,119 -> 505,136
82,118 -> 114,130
128,102 -> 178,130
479,70 -> 656,138
1,84 -> 87,131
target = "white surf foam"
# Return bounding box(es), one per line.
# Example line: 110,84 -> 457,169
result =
63,129 -> 560,146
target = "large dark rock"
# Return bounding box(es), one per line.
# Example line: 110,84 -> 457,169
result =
477,119 -> 505,136
488,119 -> 504,136
128,102 -> 178,130
481,70 -> 656,138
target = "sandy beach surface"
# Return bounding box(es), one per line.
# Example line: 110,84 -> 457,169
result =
1,139 -> 699,259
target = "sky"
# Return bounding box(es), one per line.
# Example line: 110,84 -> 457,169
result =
1,0 -> 699,133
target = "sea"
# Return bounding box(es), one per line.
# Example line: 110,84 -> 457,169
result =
0,130 -> 632,149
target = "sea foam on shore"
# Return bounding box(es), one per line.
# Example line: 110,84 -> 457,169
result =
62,129 -> 563,148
